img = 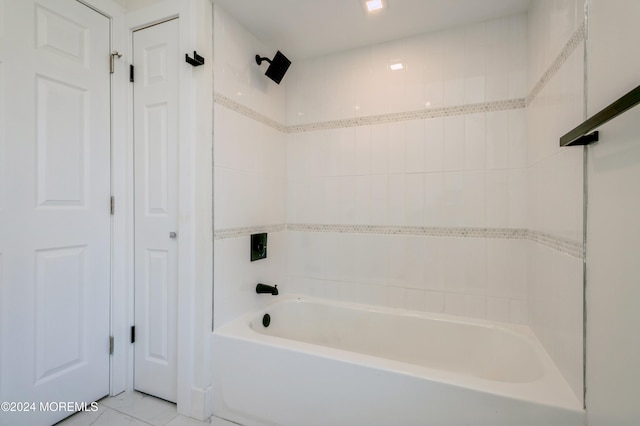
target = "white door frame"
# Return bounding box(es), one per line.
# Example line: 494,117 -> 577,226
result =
81,0 -> 213,420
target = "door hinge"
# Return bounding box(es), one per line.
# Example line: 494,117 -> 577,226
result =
110,196 -> 115,215
109,336 -> 114,355
130,326 -> 135,344
130,64 -> 134,82
110,51 -> 122,74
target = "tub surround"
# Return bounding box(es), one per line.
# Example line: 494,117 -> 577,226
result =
213,0 -> 587,410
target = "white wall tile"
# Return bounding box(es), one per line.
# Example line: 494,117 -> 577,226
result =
339,128 -> 357,176
388,122 -> 406,174
424,172 -> 445,227
388,174 -> 406,225
272,11 -> 535,331
424,118 -> 444,172
339,176 -> 356,224
424,32 -> 445,108
355,176 -> 372,225
487,297 -> 510,322
424,237 -> 445,291
405,120 -> 425,173
486,111 -> 509,169
406,288 -> 426,311
388,286 -> 406,309
404,236 -> 427,289
464,113 -> 487,171
486,239 -> 511,298
370,174 -> 389,225
445,293 -> 466,316
465,295 -> 487,319
324,177 -> 340,224
355,126 -> 372,175
444,116 -> 465,171
509,168 -> 528,229
405,174 -> 425,226
509,299 -> 529,324
443,172 -> 464,226
486,170 -> 509,228
424,291 -> 445,313
463,171 -> 486,227
371,124 -> 390,174
404,35 -> 427,111
443,29 -> 465,106
442,238 -> 465,294
464,238 -> 487,295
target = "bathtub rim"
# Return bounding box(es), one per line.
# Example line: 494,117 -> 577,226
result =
213,294 -> 584,414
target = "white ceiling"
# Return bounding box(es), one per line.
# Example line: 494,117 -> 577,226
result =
213,0 -> 531,60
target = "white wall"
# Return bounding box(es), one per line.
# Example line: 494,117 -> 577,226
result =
525,0 -> 586,404
285,15 -> 530,322
212,5 -> 287,327
585,1 -> 640,424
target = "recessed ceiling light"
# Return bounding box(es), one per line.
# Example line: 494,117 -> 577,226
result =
389,62 -> 404,71
366,0 -> 384,12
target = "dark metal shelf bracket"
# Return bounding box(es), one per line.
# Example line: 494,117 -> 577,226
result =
560,85 -> 640,147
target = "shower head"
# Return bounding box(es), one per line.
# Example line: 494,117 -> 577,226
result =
255,50 -> 291,85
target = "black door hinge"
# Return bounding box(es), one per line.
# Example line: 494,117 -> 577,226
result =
130,64 -> 134,82
130,326 -> 135,344
109,336 -> 114,355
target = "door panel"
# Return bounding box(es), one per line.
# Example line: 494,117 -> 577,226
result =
133,18 -> 179,403
0,1 -> 111,424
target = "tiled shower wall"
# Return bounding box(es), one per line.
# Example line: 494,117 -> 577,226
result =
526,0 -> 586,404
212,3 -> 586,403
213,6 -> 287,326
285,14 -> 531,322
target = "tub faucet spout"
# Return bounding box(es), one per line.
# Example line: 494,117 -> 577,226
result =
256,283 -> 279,295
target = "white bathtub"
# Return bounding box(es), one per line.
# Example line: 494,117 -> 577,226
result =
212,296 -> 584,426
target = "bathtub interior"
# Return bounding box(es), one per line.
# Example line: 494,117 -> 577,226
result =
212,296 -> 585,426
248,298 -> 544,383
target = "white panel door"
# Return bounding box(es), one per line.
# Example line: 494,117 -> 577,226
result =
133,19 -> 179,403
0,1 -> 111,425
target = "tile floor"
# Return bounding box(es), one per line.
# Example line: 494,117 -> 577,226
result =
56,391 -> 239,426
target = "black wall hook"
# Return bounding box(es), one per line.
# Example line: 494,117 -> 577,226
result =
185,51 -> 205,67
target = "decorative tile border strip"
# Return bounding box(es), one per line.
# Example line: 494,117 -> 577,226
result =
214,223 -> 583,259
526,21 -> 586,106
214,224 -> 286,240
214,93 -> 525,134
286,99 -> 526,133
214,93 -> 287,133
286,223 -> 528,239
527,229 -> 583,259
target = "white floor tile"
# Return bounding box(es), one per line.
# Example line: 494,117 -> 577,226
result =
57,391 -> 223,426
165,414 -> 213,425
58,406 -> 149,426
101,392 -> 178,426
211,416 -> 241,426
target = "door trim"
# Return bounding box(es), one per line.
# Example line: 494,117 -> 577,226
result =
112,0 -> 213,420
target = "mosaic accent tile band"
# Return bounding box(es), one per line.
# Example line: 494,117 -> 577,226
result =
214,224 -> 287,240
286,223 -> 528,239
526,21 -> 586,106
286,99 -> 526,133
214,94 -> 525,134
214,223 -> 583,259
214,93 -> 288,133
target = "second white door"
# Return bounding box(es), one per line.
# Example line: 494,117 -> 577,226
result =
133,18 -> 179,403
